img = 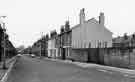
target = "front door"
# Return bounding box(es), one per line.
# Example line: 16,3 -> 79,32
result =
62,48 -> 66,60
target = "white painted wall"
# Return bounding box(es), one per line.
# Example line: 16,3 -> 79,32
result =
47,38 -> 58,57
72,20 -> 112,48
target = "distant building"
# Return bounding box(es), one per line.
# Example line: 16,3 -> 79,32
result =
31,34 -> 48,56
31,41 -> 41,56
112,33 -> 135,48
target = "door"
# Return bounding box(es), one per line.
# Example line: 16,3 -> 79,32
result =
62,48 -> 66,60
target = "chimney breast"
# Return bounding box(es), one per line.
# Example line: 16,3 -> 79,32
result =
99,12 -> 105,25
79,8 -> 85,24
65,21 -> 70,31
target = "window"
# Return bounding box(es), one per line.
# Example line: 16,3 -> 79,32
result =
66,48 -> 70,57
66,48 -> 68,56
105,42 -> 107,48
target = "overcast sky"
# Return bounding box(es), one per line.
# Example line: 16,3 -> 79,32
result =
0,0 -> 135,47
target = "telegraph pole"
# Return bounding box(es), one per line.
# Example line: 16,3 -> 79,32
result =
3,23 -> 6,69
0,16 -> 7,69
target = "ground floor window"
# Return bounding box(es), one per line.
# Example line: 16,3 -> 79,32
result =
66,48 -> 70,57
58,48 -> 61,57
66,48 -> 68,57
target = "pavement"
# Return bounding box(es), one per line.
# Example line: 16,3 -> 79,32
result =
46,58 -> 135,75
0,56 -> 17,82
6,55 -> 135,82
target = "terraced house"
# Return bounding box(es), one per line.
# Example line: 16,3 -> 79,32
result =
47,30 -> 58,58
55,21 -> 72,59
0,23 -> 17,61
31,34 -> 49,57
47,8 -> 112,63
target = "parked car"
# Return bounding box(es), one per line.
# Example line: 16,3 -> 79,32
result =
30,54 -> 35,58
17,54 -> 22,57
17,54 -> 22,56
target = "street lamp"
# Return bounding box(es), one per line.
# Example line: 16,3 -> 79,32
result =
0,16 -> 7,69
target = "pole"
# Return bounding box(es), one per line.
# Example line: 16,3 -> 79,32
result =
2,23 -> 7,69
0,16 -> 7,69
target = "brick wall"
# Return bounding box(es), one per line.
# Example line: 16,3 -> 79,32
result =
102,48 -> 135,68
68,47 -> 135,69
67,48 -> 88,62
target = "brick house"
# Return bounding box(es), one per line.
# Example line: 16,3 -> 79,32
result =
31,34 -> 48,57
55,21 -> 72,60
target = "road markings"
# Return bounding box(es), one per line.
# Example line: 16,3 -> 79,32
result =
97,69 -> 113,74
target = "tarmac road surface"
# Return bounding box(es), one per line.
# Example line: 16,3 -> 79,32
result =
7,55 -> 135,82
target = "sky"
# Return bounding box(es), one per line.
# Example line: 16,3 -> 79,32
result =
0,0 -> 135,48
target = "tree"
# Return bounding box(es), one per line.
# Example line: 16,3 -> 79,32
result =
0,24 -> 4,61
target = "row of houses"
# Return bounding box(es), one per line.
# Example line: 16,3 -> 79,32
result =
28,34 -> 49,56
26,8 -> 135,69
47,8 -> 113,62
0,23 -> 17,61
29,8 -> 135,69
113,33 -> 135,48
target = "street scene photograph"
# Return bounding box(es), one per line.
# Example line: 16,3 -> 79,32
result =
1,0 -> 135,82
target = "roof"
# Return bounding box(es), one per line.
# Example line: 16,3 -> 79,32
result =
58,30 -> 72,36
113,36 -> 132,43
71,18 -> 99,30
71,17 -> 113,35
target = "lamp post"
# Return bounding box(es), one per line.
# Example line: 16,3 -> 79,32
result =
0,16 -> 7,69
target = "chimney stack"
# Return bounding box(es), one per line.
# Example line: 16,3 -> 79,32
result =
65,21 -> 70,32
60,25 -> 65,33
99,12 -> 105,25
79,8 -> 85,24
50,30 -> 57,38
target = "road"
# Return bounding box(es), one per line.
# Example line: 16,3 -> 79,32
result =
7,55 -> 135,82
